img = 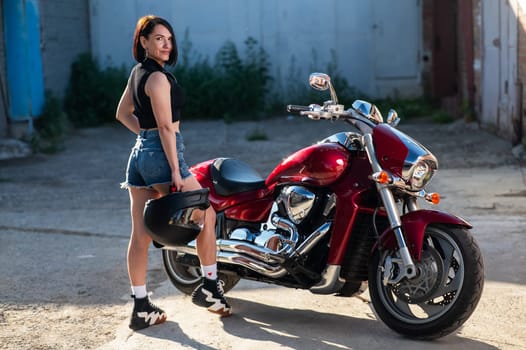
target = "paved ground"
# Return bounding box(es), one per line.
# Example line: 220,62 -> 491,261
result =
0,116 -> 525,349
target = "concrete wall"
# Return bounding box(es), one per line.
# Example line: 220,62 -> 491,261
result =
38,0 -> 90,98
517,1 -> 526,143
0,0 -> 90,138
89,0 -> 423,99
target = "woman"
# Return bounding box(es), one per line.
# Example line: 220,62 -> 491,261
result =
116,15 -> 231,331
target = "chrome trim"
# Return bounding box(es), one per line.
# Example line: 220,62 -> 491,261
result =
363,134 -> 402,229
271,215 -> 299,249
405,197 -> 419,212
309,72 -> 339,104
386,126 -> 438,191
322,193 -> 337,216
363,134 -> 416,279
218,252 -> 288,278
168,221 -> 332,279
176,239 -> 286,264
387,109 -> 400,126
294,222 -> 331,256
278,186 -> 316,224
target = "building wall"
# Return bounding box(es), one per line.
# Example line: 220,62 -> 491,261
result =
421,0 -> 433,97
472,0 -> 522,142
0,4 -> 7,137
89,0 -> 423,99
472,0 -> 483,119
517,2 -> 526,143
0,0 -> 89,138
38,0 -> 90,98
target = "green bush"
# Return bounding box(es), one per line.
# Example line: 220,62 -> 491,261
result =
431,110 -> 455,124
245,128 -> 268,141
32,91 -> 69,153
374,97 -> 440,120
63,37 -> 450,126
173,34 -> 271,120
64,53 -> 127,127
274,49 -> 361,112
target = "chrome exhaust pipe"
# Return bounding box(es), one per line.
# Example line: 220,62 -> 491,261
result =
218,239 -> 286,264
169,221 -> 331,278
294,222 -> 331,255
271,216 -> 299,248
174,239 -> 286,264
217,252 -> 288,278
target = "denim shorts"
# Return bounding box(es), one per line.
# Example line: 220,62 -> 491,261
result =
121,129 -> 192,189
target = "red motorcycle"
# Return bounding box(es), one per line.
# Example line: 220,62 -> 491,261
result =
160,73 -> 484,339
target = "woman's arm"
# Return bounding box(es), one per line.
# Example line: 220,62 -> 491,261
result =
116,83 -> 141,134
146,72 -> 183,190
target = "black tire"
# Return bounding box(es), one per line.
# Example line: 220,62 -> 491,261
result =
162,249 -> 240,295
368,225 -> 484,340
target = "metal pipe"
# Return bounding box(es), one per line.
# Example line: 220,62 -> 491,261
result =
363,133 -> 416,278
168,221 -> 332,278
217,252 -> 288,278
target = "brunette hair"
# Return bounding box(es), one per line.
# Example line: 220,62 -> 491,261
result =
132,15 -> 178,65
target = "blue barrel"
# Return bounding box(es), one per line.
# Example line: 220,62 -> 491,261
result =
3,0 -> 45,120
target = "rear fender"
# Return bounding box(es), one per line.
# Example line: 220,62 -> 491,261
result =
373,210 -> 472,261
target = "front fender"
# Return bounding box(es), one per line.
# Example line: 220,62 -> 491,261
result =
373,210 -> 472,261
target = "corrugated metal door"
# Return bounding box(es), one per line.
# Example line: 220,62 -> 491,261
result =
372,0 -> 422,97
3,0 -> 45,121
481,0 -> 517,138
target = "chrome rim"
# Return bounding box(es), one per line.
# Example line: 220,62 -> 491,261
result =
163,250 -> 202,285
376,227 -> 465,324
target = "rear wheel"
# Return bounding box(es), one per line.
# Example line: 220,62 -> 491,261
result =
162,250 -> 240,295
368,225 -> 484,339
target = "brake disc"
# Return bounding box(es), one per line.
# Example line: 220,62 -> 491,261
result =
390,246 -> 444,303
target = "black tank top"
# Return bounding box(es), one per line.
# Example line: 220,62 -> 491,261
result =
129,58 -> 185,129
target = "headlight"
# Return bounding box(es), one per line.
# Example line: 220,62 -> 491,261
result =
375,125 -> 438,192
402,155 -> 437,191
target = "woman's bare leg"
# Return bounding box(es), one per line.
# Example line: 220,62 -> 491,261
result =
180,176 -> 217,265
127,187 -> 160,286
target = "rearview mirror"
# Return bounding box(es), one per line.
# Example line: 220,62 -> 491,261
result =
309,73 -> 331,91
309,72 -> 339,104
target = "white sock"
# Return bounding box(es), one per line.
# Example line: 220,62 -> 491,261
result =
201,264 -> 217,280
131,285 -> 147,299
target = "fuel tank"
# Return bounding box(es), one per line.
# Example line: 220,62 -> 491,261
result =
265,143 -> 349,187
190,159 -> 274,221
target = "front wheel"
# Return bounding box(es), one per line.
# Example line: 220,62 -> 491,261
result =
368,225 -> 484,340
162,250 -> 240,295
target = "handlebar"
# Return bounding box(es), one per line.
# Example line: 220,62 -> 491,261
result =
286,102 -> 378,130
286,104 -> 311,113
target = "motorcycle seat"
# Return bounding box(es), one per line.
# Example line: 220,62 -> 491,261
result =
211,158 -> 265,196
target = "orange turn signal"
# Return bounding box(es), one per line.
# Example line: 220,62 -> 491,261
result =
377,171 -> 391,184
372,171 -> 392,184
426,192 -> 441,205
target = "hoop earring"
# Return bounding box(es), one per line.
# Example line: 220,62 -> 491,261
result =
143,48 -> 149,62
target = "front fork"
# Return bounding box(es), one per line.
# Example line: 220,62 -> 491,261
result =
363,134 -> 417,281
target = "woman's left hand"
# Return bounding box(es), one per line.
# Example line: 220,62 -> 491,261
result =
171,170 -> 184,192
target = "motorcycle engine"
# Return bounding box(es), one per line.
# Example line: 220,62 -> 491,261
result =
277,186 -> 316,224
229,186 -> 317,253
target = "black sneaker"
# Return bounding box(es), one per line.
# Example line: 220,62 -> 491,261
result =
129,294 -> 167,330
191,278 -> 232,316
